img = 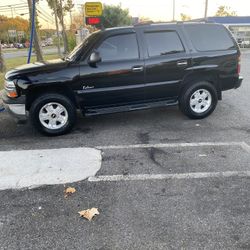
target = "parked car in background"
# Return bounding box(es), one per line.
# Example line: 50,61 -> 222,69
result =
241,40 -> 250,48
2,22 -> 243,136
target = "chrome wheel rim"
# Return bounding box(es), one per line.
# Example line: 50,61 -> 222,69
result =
39,102 -> 68,130
190,89 -> 212,114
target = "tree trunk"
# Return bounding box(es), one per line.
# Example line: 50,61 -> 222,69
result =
27,0 -> 44,62
0,41 -> 5,73
52,0 -> 62,57
59,0 -> 69,54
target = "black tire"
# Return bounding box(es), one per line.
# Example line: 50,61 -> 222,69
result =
30,93 -> 77,136
179,81 -> 218,119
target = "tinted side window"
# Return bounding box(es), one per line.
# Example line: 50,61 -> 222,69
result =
145,31 -> 184,57
185,24 -> 235,51
97,33 -> 139,61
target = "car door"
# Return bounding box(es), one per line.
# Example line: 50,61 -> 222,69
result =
142,28 -> 191,102
77,32 -> 145,109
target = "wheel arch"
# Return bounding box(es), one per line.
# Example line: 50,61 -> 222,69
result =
180,71 -> 222,100
25,84 -> 79,111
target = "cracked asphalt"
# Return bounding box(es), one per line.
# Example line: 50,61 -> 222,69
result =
0,53 -> 250,250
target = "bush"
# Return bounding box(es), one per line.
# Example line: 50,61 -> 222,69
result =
67,32 -> 76,52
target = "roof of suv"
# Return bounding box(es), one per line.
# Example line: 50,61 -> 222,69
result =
103,21 -> 221,33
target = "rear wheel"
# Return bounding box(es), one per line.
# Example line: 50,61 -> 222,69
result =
179,81 -> 218,119
30,93 -> 77,136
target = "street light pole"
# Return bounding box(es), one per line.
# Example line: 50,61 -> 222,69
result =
172,0 -> 175,21
204,0 -> 208,19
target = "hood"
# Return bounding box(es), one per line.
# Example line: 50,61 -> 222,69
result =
5,59 -> 68,80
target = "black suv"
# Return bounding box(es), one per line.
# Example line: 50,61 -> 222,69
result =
2,22 -> 243,135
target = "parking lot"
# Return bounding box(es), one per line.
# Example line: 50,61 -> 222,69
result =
0,52 -> 250,249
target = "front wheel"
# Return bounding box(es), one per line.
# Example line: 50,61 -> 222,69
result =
30,93 -> 77,136
179,81 -> 218,119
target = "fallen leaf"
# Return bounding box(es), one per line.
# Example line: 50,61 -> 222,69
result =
78,208 -> 100,221
64,187 -> 76,198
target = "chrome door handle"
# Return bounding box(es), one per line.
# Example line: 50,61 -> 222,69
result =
132,66 -> 144,72
177,61 -> 188,67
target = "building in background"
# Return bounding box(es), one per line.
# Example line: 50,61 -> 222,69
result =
202,16 -> 250,48
75,28 -> 89,45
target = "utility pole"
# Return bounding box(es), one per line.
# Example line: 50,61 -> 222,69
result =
52,0 -> 61,56
9,5 -> 14,18
69,10 -> 73,28
172,0 -> 175,21
9,5 -> 16,42
204,0 -> 208,19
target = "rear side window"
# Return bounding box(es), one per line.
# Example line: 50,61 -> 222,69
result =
145,31 -> 184,57
185,24 -> 235,51
97,33 -> 139,61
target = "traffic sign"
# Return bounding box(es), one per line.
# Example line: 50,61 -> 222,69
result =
85,2 -> 103,17
8,30 -> 17,38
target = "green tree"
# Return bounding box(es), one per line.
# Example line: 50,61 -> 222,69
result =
180,13 -> 191,21
0,15 -> 29,43
215,6 -> 237,16
101,4 -> 132,28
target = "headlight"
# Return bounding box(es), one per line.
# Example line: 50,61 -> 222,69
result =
4,79 -> 18,98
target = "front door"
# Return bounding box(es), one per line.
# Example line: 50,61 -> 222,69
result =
77,32 -> 145,109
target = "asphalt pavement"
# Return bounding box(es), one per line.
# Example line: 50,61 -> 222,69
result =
0,52 -> 250,250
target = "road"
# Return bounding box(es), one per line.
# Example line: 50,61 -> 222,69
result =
2,47 -> 60,59
0,53 -> 250,249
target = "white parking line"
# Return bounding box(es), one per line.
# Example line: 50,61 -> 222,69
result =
240,142 -> 250,153
88,171 -> 250,182
97,141 -> 246,150
0,147 -> 102,190
1,141 -> 250,190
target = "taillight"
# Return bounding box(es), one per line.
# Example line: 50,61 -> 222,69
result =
237,55 -> 241,74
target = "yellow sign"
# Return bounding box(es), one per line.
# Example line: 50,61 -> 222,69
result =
85,2 -> 103,16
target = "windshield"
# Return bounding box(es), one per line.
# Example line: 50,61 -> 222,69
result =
66,31 -> 101,61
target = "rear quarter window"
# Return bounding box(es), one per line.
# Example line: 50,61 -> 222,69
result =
185,24 -> 235,51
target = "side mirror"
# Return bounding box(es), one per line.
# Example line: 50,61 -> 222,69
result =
89,51 -> 101,66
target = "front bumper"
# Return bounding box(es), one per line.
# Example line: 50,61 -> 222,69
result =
1,90 -> 27,121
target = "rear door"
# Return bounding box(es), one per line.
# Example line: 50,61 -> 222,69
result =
142,27 -> 191,102
77,31 -> 145,108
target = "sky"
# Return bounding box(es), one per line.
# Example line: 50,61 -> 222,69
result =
1,0 -> 250,28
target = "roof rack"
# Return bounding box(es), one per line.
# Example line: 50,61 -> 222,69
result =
186,18 -> 215,23
133,19 -> 215,27
133,21 -> 154,26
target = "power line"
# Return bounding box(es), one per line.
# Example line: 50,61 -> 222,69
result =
36,6 -> 54,22
36,7 -> 54,23
37,12 -> 54,24
0,3 -> 28,9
